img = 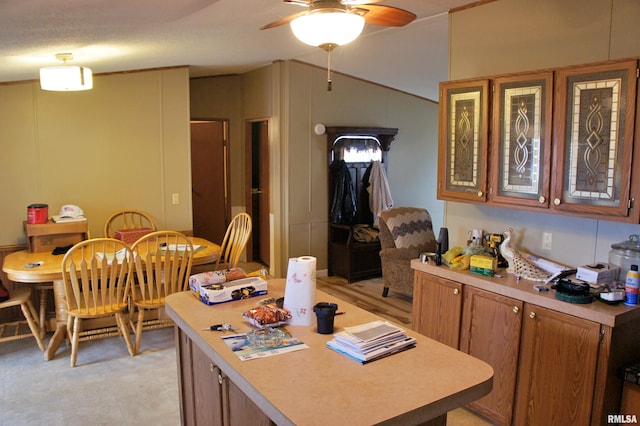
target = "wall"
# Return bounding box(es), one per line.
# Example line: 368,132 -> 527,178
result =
189,74 -> 245,208
445,0 -> 640,268
280,61 -> 442,276
0,67 -> 192,245
190,61 -> 442,277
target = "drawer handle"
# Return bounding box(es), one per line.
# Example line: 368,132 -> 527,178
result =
453,288 -> 459,295
513,306 -> 519,314
529,312 -> 536,319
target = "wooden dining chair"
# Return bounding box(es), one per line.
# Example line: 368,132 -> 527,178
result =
215,212 -> 252,270
0,286 -> 45,351
130,231 -> 193,353
61,238 -> 135,367
103,209 -> 156,240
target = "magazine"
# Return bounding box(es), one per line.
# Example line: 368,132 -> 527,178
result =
326,320 -> 416,364
222,327 -> 308,361
327,335 -> 416,364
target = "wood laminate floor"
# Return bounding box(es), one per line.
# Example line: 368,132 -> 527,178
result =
316,275 -> 413,327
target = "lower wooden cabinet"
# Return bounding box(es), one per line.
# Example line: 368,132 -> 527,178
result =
514,303 -> 600,426
175,328 -> 271,426
413,269 -> 638,426
412,271 -> 462,349
460,286 -> 523,425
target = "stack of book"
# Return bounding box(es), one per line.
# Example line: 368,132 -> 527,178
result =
326,320 -> 416,364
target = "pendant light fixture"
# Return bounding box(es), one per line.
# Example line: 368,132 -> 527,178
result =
40,53 -> 93,91
290,6 -> 365,91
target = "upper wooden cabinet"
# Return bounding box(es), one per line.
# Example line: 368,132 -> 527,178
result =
438,58 -> 640,223
437,79 -> 490,203
551,59 -> 638,218
489,72 -> 553,208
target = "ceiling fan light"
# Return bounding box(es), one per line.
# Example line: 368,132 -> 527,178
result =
290,11 -> 365,47
40,65 -> 93,91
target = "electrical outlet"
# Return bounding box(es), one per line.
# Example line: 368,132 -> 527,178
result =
172,193 -> 180,205
542,232 -> 552,250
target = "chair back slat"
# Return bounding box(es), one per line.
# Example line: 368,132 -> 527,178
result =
103,209 -> 156,238
62,238 -> 133,316
131,231 -> 193,304
216,213 -> 252,270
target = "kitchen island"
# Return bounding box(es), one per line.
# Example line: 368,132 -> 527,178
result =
165,278 -> 493,426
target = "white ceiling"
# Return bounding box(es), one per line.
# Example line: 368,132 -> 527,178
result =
0,0 -> 476,101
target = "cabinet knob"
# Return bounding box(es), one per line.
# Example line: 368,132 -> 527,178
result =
453,288 -> 459,295
477,191 -> 483,198
538,196 -> 546,203
218,373 -> 223,385
554,198 -> 561,206
529,312 -> 536,319
210,363 -> 215,372
513,306 -> 519,314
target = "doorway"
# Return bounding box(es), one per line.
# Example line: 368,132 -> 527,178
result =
246,120 -> 270,266
190,120 -> 229,245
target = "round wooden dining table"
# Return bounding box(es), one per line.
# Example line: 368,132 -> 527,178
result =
2,236 -> 220,360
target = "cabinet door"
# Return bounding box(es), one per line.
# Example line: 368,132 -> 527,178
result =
176,328 -> 223,426
412,271 -> 463,348
221,374 -> 272,426
438,79 -> 490,203
551,59 -> 637,217
192,343 -> 224,426
515,303 -> 601,425
489,72 -> 553,209
459,286 -> 523,426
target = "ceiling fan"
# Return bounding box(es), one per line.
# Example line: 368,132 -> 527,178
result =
261,0 -> 416,90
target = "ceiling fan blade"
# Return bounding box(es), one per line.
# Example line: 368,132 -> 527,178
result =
357,4 -> 416,27
261,11 -> 308,30
283,0 -> 311,6
342,0 -> 384,4
284,0 -> 384,5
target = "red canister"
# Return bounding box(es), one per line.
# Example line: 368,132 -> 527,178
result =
27,204 -> 48,224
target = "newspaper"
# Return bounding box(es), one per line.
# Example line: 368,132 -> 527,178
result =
222,328 -> 308,361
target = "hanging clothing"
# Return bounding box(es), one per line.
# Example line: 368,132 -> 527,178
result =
367,161 -> 393,227
329,160 -> 357,225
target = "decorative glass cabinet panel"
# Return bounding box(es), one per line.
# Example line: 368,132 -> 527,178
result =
552,59 -> 637,217
489,72 -> 553,208
438,79 -> 489,202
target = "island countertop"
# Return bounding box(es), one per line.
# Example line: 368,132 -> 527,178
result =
165,278 -> 494,426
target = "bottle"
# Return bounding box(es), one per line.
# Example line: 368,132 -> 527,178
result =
435,240 -> 442,266
624,264 -> 639,306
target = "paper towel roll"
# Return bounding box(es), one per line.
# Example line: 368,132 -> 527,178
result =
283,256 -> 317,326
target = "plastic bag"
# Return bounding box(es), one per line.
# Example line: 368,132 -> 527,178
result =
242,304 -> 291,328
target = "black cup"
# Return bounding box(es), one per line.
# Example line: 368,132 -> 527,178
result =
314,302 -> 338,334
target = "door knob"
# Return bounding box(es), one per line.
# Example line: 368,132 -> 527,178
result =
529,312 -> 536,319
